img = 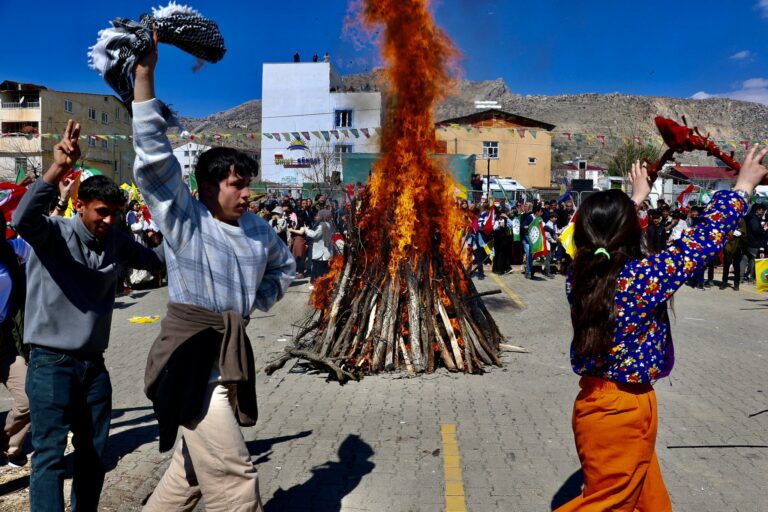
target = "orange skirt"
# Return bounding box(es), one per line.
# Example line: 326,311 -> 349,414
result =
555,376 -> 672,512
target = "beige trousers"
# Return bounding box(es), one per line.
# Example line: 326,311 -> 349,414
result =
0,353 -> 30,458
143,384 -> 263,512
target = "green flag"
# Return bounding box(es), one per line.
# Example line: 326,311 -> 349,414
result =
528,216 -> 549,259
14,165 -> 26,184
189,172 -> 198,192
511,215 -> 521,242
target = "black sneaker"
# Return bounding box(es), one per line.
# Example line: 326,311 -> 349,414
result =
6,454 -> 27,468
734,284 -> 740,291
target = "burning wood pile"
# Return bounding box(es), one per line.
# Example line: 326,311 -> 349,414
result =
265,0 -> 504,381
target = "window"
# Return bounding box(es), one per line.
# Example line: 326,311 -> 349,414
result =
528,157 -> 537,165
88,137 -> 96,147
88,108 -> 96,121
183,150 -> 190,157
335,109 -> 353,128
101,138 -> 108,149
334,144 -> 353,154
101,112 -> 109,124
14,157 -> 27,173
483,141 -> 499,160
115,107 -> 120,121
64,99 -> 73,113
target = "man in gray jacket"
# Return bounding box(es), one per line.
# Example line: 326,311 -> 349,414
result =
12,120 -> 164,512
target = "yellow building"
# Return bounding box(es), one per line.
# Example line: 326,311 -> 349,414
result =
0,80 -> 133,182
435,109 -> 555,188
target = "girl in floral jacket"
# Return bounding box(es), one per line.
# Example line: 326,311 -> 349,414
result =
556,146 -> 768,512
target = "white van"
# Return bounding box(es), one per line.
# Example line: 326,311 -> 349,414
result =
480,177 -> 526,201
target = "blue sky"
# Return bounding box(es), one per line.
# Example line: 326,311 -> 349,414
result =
1,0 -> 766,118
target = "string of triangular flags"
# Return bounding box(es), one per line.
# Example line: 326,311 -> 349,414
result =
2,127 -> 767,149
0,128 -> 385,143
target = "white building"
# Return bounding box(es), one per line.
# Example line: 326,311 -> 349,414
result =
172,141 -> 210,182
260,62 -> 381,184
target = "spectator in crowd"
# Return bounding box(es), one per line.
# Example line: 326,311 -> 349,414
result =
721,217 -> 746,290
645,209 -> 667,254
743,203 -> 766,283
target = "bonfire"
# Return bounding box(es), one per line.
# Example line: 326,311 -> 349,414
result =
265,0 -> 504,381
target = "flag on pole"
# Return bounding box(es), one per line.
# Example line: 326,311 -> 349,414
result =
528,216 -> 549,259
756,259 -> 768,293
481,205 -> 495,237
0,183 -> 27,237
14,165 -> 26,185
559,220 -> 576,259
676,184 -> 711,207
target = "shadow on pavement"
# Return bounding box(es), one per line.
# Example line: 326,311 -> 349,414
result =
550,468 -> 583,510
264,434 -> 374,512
104,423 -> 159,470
247,430 -> 313,465
0,473 -> 29,496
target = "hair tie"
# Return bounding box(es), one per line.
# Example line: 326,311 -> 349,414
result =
594,248 -> 611,259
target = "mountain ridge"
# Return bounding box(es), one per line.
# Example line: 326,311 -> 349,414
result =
179,71 -> 768,167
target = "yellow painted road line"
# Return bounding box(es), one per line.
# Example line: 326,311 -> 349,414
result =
488,273 -> 526,309
441,423 -> 467,512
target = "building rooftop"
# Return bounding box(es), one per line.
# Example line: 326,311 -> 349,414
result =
436,108 -> 556,131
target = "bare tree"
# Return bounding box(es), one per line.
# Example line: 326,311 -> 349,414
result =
0,135 -> 43,180
297,138 -> 343,195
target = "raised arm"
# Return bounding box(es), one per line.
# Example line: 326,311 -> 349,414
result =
13,120 -> 81,245
627,147 -> 768,308
131,32 -> 199,252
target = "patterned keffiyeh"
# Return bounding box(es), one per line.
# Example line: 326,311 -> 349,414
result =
88,2 -> 226,121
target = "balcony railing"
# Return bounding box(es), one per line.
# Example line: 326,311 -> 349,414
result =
1,101 -> 41,109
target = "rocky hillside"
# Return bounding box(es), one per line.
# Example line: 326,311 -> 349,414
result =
180,71 -> 768,166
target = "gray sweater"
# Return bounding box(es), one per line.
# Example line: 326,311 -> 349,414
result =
12,179 -> 164,353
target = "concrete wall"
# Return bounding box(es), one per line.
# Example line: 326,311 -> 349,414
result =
436,121 -> 552,188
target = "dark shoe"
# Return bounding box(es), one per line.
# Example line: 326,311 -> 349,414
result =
525,272 -> 532,280
718,284 -> 728,290
545,273 -> 555,279
477,274 -> 485,280
704,280 -> 713,288
697,285 -> 705,290
734,284 -> 740,291
6,454 -> 27,468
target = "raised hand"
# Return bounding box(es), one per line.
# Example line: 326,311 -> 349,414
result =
53,119 -> 81,170
734,144 -> 768,194
629,160 -> 651,206
133,28 -> 158,102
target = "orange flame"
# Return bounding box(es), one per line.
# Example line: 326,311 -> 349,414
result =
355,0 -> 467,278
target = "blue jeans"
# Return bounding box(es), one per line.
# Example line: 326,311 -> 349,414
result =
522,240 -> 533,274
26,346 -> 112,512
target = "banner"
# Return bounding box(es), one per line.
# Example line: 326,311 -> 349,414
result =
757,259 -> 768,293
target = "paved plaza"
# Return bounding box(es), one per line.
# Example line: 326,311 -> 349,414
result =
1,271 -> 766,511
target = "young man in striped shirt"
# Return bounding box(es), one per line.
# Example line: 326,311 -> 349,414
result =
132,39 -> 295,511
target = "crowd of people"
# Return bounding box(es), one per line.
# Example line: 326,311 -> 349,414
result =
248,194 -> 344,288
461,185 -> 768,291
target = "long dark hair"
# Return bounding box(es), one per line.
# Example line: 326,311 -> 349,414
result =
570,190 -> 644,357
0,213 -> 24,321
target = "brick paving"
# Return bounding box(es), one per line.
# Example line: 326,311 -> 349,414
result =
1,271 -> 767,511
